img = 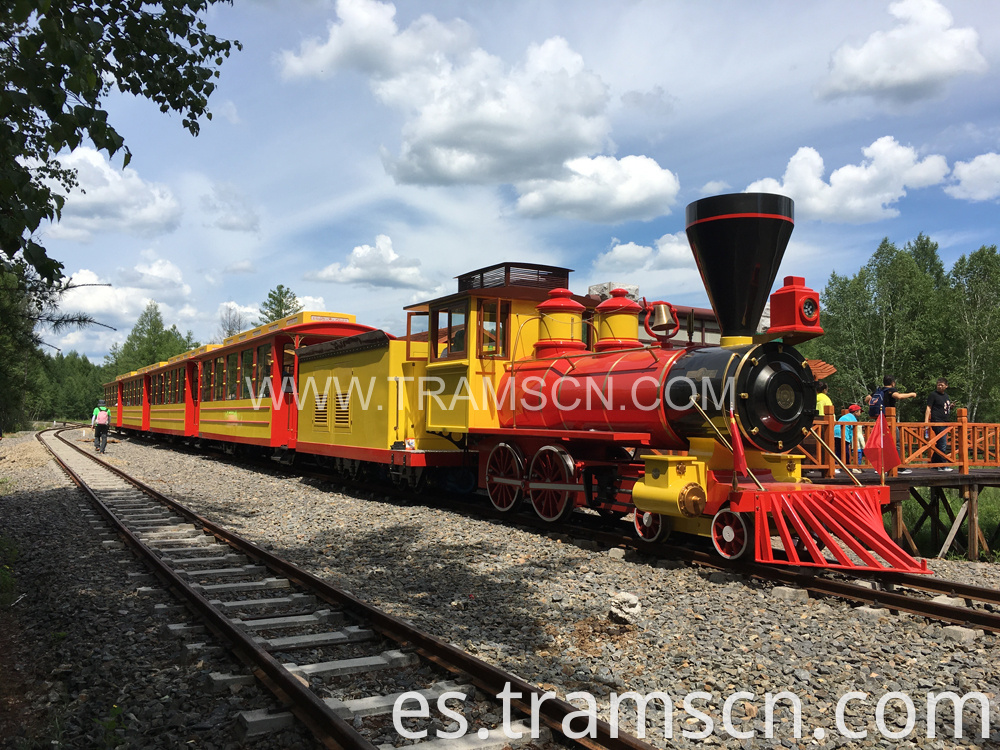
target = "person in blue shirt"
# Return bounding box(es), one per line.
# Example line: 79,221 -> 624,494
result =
833,404 -> 863,473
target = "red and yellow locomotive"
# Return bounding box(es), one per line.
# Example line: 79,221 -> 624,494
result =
104,193 -> 926,574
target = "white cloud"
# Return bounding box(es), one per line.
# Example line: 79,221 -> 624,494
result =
216,100 -> 241,125
201,182 -> 260,232
279,0 -> 473,80
945,152 -> 1000,201
46,147 -> 182,241
307,234 -> 429,288
586,231 -> 701,300
592,232 -> 695,277
216,300 -> 258,319
515,155 -> 680,222
299,295 -> 328,311
279,0 -> 672,223
224,259 -> 256,274
819,0 -> 987,103
746,136 -> 949,222
118,254 -> 192,299
380,34 -> 611,185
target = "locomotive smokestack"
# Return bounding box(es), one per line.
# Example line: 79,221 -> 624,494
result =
685,193 -> 794,343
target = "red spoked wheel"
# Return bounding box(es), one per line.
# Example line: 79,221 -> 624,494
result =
711,505 -> 754,560
486,442 -> 524,512
633,511 -> 670,543
527,445 -> 577,522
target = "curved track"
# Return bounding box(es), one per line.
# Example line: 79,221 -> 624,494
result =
37,427 -> 663,750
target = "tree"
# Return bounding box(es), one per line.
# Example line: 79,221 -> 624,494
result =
215,301 -> 249,342
948,245 -> 1000,422
0,260 -> 107,429
811,237 -> 945,420
1,1 -> 241,283
104,301 -> 198,375
256,285 -> 302,324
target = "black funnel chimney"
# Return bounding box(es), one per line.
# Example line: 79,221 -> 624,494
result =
685,193 -> 794,341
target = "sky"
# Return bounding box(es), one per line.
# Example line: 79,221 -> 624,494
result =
40,0 -> 1000,362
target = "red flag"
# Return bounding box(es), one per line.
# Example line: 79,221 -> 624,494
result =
729,409 -> 748,477
865,413 -> 901,474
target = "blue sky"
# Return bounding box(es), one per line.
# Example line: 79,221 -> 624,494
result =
42,0 -> 1000,361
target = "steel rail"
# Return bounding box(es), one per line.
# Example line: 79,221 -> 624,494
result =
849,570 -> 1000,605
39,428 -> 375,750
42,428 -> 661,750
648,545 -> 1000,633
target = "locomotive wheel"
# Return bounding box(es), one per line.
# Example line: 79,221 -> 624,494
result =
633,511 -> 670,543
486,442 -> 524,512
711,506 -> 754,560
527,445 -> 577,522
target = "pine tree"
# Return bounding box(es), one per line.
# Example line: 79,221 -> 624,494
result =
256,285 -> 303,324
105,302 -> 198,375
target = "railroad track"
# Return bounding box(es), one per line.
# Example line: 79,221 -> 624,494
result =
37,427 -> 663,750
108,427 -> 1000,638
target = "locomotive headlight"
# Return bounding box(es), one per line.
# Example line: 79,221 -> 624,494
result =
801,297 -> 818,321
775,383 -> 795,410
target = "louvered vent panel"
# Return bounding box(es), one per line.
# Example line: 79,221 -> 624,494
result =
334,392 -> 350,430
314,394 -> 328,428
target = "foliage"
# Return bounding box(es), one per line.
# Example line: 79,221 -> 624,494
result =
1,1 -> 240,283
809,234 -> 992,422
104,301 -> 197,376
948,245 -> 1000,422
44,351 -> 106,419
216,301 -> 250,342
256,284 -> 302,324
0,261 -> 103,429
94,703 -> 125,749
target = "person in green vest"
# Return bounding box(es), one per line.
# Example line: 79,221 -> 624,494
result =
91,399 -> 111,454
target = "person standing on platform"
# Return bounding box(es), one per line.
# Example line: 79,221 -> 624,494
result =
834,404 -> 863,473
925,377 -> 954,472
816,380 -> 834,415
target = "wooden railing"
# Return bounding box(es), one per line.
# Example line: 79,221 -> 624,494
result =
801,406 -> 998,477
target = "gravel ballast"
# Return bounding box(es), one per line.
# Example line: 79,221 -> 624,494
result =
2,428 -> 1000,748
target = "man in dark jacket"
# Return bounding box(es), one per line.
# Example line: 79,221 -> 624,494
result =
925,378 -> 953,471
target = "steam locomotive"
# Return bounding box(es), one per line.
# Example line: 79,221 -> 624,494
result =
104,193 -> 926,574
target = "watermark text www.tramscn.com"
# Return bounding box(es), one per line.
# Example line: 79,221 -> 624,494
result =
247,374 -> 741,413
391,684 -> 994,742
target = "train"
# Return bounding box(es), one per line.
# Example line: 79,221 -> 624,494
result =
102,192 -> 926,575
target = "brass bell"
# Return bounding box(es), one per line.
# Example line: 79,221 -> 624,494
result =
650,303 -> 675,332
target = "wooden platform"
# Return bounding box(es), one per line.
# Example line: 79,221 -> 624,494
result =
801,407 -> 1000,562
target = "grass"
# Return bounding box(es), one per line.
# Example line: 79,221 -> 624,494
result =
900,486 -> 1000,560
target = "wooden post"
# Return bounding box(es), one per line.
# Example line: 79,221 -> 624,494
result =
823,404 -> 836,477
968,483 -> 979,560
957,407 -> 970,474
888,485 -> 908,544
887,406 -> 898,476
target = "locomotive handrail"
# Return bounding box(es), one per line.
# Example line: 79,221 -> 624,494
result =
808,427 -> 863,487
687,395 -> 765,490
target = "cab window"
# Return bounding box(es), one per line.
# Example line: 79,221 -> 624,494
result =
478,299 -> 510,358
430,302 -> 468,361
